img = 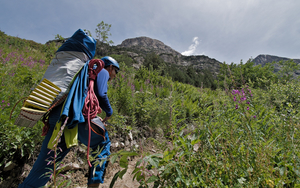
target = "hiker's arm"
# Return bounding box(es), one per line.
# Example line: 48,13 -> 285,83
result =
98,95 -> 113,118
95,69 -> 113,121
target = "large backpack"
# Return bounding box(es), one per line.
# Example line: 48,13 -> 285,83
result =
14,29 -> 97,127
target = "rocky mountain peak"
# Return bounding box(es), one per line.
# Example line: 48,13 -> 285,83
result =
115,36 -> 222,74
118,36 -> 181,57
252,54 -> 300,77
253,54 -> 292,66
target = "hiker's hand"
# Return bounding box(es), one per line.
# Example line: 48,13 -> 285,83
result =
102,116 -> 111,126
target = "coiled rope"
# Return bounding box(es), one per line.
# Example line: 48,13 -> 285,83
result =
82,59 -> 104,167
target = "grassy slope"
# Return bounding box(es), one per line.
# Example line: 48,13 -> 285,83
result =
0,31 -> 300,187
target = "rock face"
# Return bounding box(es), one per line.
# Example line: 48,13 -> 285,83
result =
118,37 -> 182,57
253,54 -> 300,66
253,54 -> 300,77
117,36 -> 222,73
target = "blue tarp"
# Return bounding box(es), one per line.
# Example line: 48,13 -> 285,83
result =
61,61 -> 89,128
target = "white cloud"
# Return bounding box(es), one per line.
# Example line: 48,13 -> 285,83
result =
181,37 -> 200,56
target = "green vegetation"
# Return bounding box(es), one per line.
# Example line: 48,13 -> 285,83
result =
0,30 -> 58,181
1,29 -> 300,187
142,52 -> 217,89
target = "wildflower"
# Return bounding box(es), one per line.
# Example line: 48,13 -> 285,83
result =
7,103 -> 10,106
247,106 -> 249,110
2,100 -> 4,103
234,96 -> 236,101
39,59 -> 45,64
246,101 -> 250,104
253,115 -> 256,118
235,104 -> 238,109
131,84 -> 135,90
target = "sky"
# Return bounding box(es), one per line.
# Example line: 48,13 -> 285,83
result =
1,0 -> 300,64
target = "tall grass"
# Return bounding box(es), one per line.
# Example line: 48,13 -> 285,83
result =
107,67 -> 300,187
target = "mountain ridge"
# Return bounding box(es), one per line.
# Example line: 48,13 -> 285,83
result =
116,36 -> 300,74
253,54 -> 300,66
114,36 -> 222,74
46,34 -> 300,75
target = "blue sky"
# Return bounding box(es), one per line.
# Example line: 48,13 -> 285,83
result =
1,0 -> 299,64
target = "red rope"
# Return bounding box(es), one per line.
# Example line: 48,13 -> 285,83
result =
82,59 -> 104,167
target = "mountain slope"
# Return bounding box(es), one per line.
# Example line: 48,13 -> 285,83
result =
253,54 -> 300,77
253,54 -> 300,66
116,36 -> 222,74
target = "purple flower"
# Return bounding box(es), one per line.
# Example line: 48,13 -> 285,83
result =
234,96 -> 236,101
131,84 -> 135,91
7,103 -> 10,106
1,100 -> 4,103
253,115 -> 256,118
233,90 -> 239,94
247,106 -> 249,110
235,104 -> 238,109
247,101 -> 250,104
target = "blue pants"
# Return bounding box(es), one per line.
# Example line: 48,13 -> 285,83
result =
18,106 -> 111,188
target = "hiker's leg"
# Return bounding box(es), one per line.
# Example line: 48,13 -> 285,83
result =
18,106 -> 70,188
78,126 -> 111,186
88,131 -> 111,185
18,128 -> 70,187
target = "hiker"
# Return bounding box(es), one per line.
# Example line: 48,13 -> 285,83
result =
18,56 -> 120,188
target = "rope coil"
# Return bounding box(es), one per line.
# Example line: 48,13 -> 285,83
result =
82,59 -> 104,167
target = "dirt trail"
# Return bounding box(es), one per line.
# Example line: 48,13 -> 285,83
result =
101,159 -> 141,188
